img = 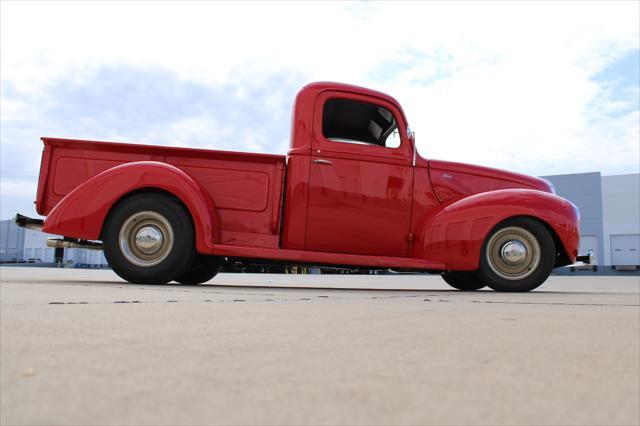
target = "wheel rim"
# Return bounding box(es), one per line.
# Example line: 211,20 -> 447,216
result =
485,226 -> 541,280
119,211 -> 174,267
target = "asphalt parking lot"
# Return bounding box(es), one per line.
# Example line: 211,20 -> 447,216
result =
1,267 -> 639,426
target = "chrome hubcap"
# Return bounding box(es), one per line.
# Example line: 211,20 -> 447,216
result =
501,240 -> 527,265
486,226 -> 540,280
119,211 -> 174,267
134,226 -> 164,254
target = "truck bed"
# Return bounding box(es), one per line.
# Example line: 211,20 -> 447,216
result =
37,138 -> 286,248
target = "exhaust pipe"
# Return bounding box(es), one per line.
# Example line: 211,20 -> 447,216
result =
47,238 -> 103,251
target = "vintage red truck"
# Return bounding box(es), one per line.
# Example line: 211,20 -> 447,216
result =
15,82 -> 590,291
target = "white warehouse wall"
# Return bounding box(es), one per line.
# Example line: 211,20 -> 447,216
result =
22,229 -> 57,262
63,247 -> 108,266
601,174 -> 640,266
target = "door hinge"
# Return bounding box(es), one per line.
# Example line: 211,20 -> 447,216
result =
407,233 -> 414,242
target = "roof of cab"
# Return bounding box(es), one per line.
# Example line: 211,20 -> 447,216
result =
298,81 -> 406,118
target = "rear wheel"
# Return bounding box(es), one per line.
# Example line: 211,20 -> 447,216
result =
478,217 -> 555,292
441,271 -> 485,291
176,256 -> 222,284
103,193 -> 195,284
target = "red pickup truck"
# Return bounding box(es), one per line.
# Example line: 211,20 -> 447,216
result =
16,82 -> 587,291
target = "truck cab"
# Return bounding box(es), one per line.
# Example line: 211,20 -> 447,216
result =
283,82 -> 418,257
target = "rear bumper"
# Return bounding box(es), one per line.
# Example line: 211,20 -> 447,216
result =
13,213 -> 44,231
14,213 -> 103,251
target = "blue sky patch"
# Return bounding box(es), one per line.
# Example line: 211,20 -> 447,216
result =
591,49 -> 640,117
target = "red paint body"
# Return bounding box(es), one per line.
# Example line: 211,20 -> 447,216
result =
37,82 -> 580,271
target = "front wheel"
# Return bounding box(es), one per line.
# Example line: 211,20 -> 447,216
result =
478,217 -> 555,292
103,193 -> 195,284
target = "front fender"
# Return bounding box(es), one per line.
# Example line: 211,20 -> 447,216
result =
42,161 -> 218,254
412,189 -> 580,270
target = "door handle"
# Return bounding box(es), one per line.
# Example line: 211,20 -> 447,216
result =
314,159 -> 333,165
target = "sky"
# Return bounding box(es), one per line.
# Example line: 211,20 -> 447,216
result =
1,1 -> 639,220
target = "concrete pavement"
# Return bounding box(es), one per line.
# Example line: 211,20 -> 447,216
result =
1,267 -> 639,426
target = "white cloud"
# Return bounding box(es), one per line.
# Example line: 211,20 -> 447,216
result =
1,1 -> 639,219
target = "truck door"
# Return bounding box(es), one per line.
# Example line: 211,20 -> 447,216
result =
305,92 -> 414,257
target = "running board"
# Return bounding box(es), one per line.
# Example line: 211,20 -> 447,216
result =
212,244 -> 445,271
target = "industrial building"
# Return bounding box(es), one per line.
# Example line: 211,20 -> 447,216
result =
542,172 -> 639,271
0,220 -> 108,267
1,172 -> 638,271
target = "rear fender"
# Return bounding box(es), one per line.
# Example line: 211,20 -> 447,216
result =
412,189 -> 580,270
42,161 -> 218,254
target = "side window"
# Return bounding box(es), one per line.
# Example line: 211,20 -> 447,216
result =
322,98 -> 401,148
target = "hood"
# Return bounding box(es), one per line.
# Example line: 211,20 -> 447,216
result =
428,159 -> 554,203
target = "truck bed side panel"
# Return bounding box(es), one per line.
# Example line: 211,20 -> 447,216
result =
39,138 -> 285,249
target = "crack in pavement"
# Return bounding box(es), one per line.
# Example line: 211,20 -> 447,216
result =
21,296 -> 638,307
39,298 -> 319,305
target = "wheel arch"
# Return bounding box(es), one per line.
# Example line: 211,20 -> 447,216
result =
413,189 -> 580,271
41,161 -> 219,254
536,217 -> 573,267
